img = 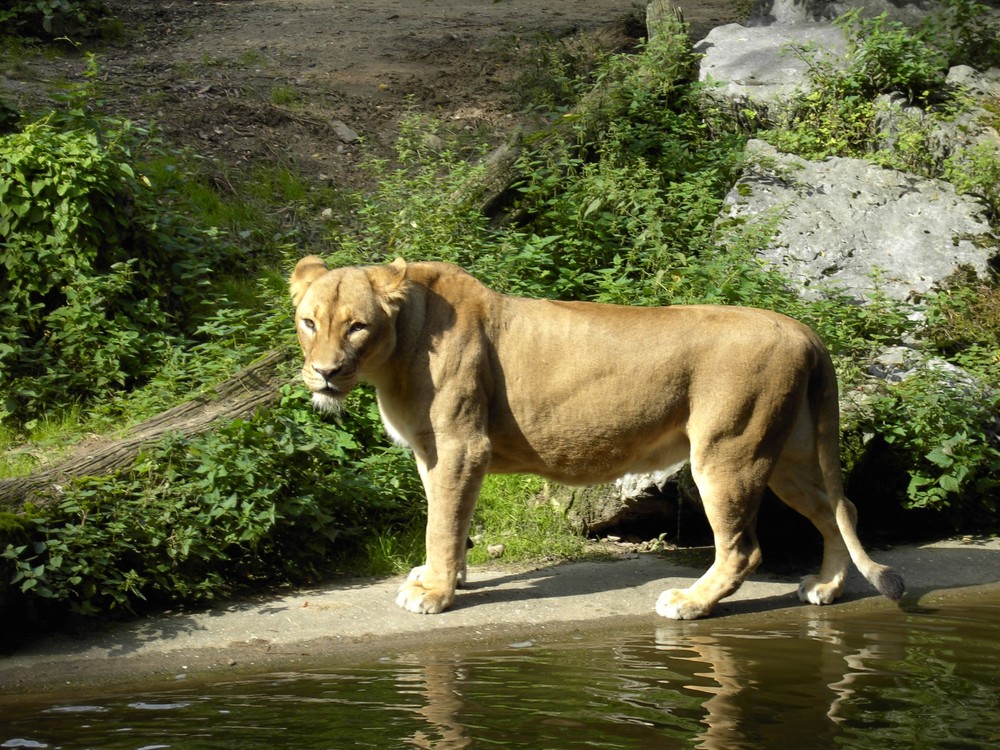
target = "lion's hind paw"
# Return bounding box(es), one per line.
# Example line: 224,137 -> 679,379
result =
797,575 -> 843,605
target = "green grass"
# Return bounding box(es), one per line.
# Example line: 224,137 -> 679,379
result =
468,475 -> 588,565
353,474 -> 589,577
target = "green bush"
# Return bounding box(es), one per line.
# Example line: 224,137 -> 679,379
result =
767,4 -> 1000,201
0,0 -> 105,36
921,0 -> 1000,69
835,10 -> 947,103
0,386 -> 422,616
0,114 -> 233,425
862,366 -> 1000,516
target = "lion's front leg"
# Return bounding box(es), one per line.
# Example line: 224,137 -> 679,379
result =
396,448 -> 486,614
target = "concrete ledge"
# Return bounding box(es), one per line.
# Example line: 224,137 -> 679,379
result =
1,535 -> 997,693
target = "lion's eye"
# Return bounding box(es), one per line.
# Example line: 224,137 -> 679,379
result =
301,318 -> 316,332
348,321 -> 367,336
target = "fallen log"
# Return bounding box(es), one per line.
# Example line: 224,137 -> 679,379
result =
0,347 -> 294,510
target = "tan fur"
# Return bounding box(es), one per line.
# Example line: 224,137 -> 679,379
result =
290,257 -> 904,619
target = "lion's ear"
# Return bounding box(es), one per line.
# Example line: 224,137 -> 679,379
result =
369,258 -> 409,312
289,255 -> 329,306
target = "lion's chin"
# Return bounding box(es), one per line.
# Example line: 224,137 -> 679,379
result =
311,389 -> 345,416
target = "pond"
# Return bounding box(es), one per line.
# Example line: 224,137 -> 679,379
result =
1,595 -> 998,749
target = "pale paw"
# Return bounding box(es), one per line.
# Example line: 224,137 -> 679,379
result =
395,580 -> 453,614
655,588 -> 712,620
797,575 -> 843,606
407,564 -> 466,587
406,564 -> 427,584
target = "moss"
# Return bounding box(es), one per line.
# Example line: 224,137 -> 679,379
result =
0,511 -> 31,549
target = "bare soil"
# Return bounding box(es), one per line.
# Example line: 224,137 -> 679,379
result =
4,0 -> 741,190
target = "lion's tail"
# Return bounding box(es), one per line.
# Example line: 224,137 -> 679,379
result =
812,346 -> 905,601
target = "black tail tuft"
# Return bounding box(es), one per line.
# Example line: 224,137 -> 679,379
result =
876,567 -> 905,601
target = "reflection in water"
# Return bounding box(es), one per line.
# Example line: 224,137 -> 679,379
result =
650,617 -> 910,749
1,600 -> 998,749
399,660 -> 472,750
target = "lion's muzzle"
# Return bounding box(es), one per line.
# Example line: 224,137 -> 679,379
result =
303,362 -> 356,416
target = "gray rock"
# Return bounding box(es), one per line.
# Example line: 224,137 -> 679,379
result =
867,346 -> 993,397
695,22 -> 847,122
332,119 -> 360,143
875,67 -> 1000,174
750,0 -> 943,27
722,139 -> 995,302
947,65 -> 1000,99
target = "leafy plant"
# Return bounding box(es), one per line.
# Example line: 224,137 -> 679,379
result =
920,0 -> 1000,69
862,365 -> 1000,515
505,28 -> 620,115
1,386 -> 422,616
0,60 -> 241,426
943,141 -> 1000,225
767,7 -> 960,160
0,0 -> 105,36
835,10 -> 948,104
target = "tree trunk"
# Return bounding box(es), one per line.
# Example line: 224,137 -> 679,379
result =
0,348 -> 293,510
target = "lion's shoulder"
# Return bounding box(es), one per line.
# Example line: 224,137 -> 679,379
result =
404,261 -> 500,311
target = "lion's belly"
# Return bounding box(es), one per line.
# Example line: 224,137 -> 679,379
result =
486,414 -> 691,485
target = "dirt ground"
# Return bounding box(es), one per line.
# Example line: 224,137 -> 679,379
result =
3,0 -> 741,190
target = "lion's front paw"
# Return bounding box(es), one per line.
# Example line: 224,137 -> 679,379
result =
406,564 -> 427,584
396,566 -> 455,614
655,588 -> 712,620
408,563 -> 468,588
797,575 -> 843,606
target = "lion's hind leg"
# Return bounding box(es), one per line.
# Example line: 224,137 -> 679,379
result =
656,463 -> 768,620
767,456 -> 852,606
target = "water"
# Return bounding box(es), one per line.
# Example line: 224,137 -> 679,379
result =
2,599 -> 998,749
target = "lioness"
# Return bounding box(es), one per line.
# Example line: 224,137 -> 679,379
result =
290,256 -> 904,619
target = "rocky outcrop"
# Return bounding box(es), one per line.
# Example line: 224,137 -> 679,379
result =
750,0 -> 942,26
695,22 -> 847,127
723,139 -> 994,302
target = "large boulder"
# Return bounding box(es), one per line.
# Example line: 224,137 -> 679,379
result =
695,23 -> 846,105
723,139 -> 995,302
695,22 -> 847,125
750,0 -> 945,27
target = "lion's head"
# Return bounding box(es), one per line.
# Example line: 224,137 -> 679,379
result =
289,255 -> 409,414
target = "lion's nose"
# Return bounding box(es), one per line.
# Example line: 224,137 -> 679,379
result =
312,364 -> 342,382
